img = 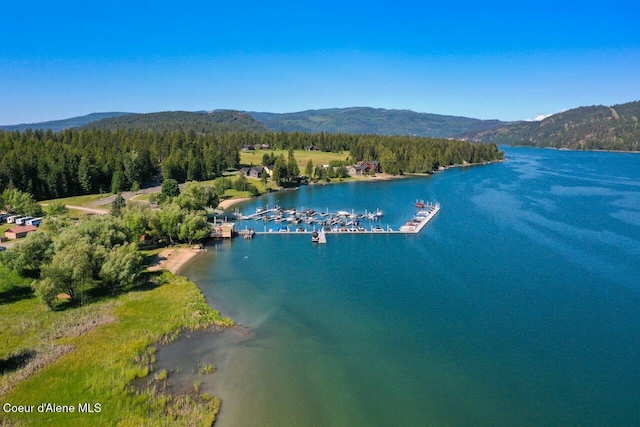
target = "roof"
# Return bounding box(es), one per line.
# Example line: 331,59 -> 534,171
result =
6,225 -> 38,233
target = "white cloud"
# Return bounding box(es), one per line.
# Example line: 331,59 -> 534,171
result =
523,113 -> 553,122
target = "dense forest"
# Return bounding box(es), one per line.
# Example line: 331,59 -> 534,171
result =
0,128 -> 241,200
462,100 -> 640,151
0,127 -> 502,201
348,135 -> 503,175
83,110 -> 268,133
249,107 -> 507,137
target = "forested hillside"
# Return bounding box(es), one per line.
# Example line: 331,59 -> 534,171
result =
248,107 -> 507,137
84,110 -> 268,133
0,128 -> 242,200
463,101 -> 640,151
0,112 -> 131,132
0,128 -> 502,201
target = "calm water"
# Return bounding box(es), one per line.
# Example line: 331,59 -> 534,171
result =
168,147 -> 640,426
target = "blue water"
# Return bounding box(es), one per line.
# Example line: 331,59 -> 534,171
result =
176,147 -> 640,426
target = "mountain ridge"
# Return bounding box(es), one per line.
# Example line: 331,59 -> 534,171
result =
3,102 -> 639,151
82,110 -> 269,133
0,112 -> 132,132
1,107 -> 509,137
247,107 -> 508,137
460,100 -> 640,151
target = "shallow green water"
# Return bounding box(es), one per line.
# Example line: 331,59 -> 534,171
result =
169,147 -> 640,426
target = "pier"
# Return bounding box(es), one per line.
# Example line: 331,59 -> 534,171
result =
223,202 -> 440,237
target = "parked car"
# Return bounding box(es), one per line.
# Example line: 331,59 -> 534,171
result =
0,246 -> 6,252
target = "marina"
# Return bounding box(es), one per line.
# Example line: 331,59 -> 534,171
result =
217,201 -> 440,238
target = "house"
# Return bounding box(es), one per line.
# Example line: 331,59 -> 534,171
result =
365,160 -> 380,173
305,145 -> 320,151
248,166 -> 265,179
356,160 -> 380,173
259,144 -> 271,150
5,225 -> 38,240
348,165 -> 367,176
348,160 -> 380,176
239,166 -> 266,178
241,144 -> 256,151
263,164 -> 274,176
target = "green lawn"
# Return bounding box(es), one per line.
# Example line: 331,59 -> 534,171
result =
240,149 -> 350,168
129,193 -> 155,202
40,194 -> 110,208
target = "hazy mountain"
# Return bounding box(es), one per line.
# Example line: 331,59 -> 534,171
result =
83,110 -> 269,133
247,107 -> 508,137
0,112 -> 131,132
461,100 -> 640,151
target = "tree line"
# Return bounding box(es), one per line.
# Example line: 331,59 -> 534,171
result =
0,127 -> 502,201
0,128 -> 241,200
349,136 -> 503,174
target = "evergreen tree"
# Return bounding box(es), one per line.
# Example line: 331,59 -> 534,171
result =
160,178 -> 180,202
305,159 -> 314,177
111,171 -> 125,194
111,193 -> 126,216
272,154 -> 288,185
287,148 -> 300,178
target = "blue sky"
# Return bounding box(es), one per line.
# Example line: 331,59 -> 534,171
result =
1,0 -> 639,124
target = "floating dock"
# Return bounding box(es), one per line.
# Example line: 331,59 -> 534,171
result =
229,202 -> 440,236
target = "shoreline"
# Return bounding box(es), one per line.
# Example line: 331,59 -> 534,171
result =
148,247 -> 203,275
218,197 -> 253,210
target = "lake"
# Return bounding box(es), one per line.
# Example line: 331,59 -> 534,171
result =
165,147 -> 640,426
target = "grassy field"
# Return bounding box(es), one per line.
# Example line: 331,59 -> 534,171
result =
40,194 -> 110,208
0,223 -> 13,235
240,149 -> 351,168
0,263 -> 232,426
129,193 -> 154,202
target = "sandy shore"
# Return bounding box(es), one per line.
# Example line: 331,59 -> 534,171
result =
218,197 -> 252,210
148,248 -> 202,275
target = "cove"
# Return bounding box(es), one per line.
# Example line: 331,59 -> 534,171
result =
164,147 -> 640,426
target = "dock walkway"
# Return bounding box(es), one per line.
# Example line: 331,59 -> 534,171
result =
234,203 -> 440,236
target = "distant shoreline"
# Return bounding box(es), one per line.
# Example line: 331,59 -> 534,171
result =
509,145 -> 640,154
216,161 -> 502,211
